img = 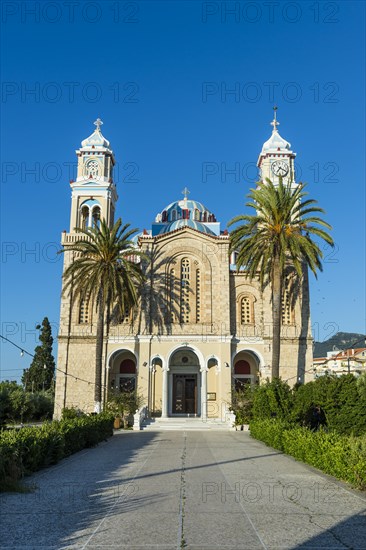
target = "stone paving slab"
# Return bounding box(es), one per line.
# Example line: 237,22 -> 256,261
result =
0,431 -> 365,549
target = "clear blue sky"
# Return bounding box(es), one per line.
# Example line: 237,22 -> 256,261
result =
1,1 -> 365,381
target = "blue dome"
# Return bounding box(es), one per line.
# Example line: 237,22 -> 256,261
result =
165,199 -> 207,215
159,219 -> 216,235
152,194 -> 220,237
157,198 -> 216,224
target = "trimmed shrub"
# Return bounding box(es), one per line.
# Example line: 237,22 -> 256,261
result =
252,378 -> 293,421
61,407 -> 85,420
250,419 -> 366,490
59,413 -> 114,456
0,413 -> 114,490
291,374 -> 366,435
249,418 -> 293,450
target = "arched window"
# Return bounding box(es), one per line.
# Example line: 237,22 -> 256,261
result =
169,268 -> 176,323
282,283 -> 293,325
172,210 -> 177,221
92,206 -> 101,228
194,209 -> 200,221
180,258 -> 190,323
151,357 -> 162,370
208,357 -> 219,375
196,269 -> 201,322
234,360 -> 252,390
240,295 -> 254,324
81,206 -> 89,229
119,359 -> 136,392
234,360 -> 251,375
79,295 -> 90,324
169,259 -> 202,325
120,306 -> 131,324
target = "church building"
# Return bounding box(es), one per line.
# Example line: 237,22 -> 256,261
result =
54,115 -> 313,421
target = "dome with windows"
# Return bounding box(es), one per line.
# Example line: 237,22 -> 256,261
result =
159,218 -> 216,235
151,193 -> 220,237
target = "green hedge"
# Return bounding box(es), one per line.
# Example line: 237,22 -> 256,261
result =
244,375 -> 366,436
291,374 -> 366,436
0,413 -> 114,489
252,378 -> 293,421
250,419 -> 366,490
59,414 -> 114,456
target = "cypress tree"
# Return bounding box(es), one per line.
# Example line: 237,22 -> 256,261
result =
22,317 -> 55,392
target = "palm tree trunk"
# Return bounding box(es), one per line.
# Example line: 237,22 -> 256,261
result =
272,255 -> 282,379
103,300 -> 111,409
94,289 -> 104,412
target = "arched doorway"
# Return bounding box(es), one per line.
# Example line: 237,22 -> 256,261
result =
168,349 -> 201,416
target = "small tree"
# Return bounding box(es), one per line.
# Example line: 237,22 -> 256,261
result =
8,387 -> 35,423
106,389 -> 145,428
231,384 -> 254,426
22,317 -> 55,392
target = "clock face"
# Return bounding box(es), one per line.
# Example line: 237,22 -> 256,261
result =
85,159 -> 100,178
271,160 -> 289,177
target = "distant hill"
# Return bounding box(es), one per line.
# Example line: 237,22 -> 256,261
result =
313,332 -> 366,358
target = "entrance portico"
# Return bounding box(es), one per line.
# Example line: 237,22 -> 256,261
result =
162,347 -> 206,418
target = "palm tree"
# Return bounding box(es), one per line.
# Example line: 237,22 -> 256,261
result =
228,178 -> 334,379
60,218 -> 145,412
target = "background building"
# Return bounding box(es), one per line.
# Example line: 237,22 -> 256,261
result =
313,348 -> 366,378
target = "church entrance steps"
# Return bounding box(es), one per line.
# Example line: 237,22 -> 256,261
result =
141,416 -> 231,431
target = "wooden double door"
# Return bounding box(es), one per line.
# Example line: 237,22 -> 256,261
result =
172,374 -> 197,414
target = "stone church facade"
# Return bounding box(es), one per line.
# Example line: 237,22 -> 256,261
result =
54,115 -> 313,420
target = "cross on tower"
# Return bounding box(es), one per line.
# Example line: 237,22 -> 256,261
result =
94,118 -> 103,131
270,106 -> 279,133
181,187 -> 190,199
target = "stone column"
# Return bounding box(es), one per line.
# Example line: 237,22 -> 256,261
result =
201,368 -> 207,421
162,367 -> 169,418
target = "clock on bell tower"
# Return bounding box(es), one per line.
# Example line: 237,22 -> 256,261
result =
257,107 -> 297,189
68,119 -> 118,232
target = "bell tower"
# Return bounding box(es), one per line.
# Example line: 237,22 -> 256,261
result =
69,118 -> 118,232
55,120 -> 119,418
257,108 -> 297,189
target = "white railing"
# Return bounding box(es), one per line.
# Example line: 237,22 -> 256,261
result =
133,405 -> 148,431
61,232 -> 90,245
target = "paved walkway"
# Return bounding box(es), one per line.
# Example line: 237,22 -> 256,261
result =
1,430 -> 365,549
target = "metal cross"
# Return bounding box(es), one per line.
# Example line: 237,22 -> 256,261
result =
181,187 -> 190,199
94,118 -> 103,131
270,106 -> 279,132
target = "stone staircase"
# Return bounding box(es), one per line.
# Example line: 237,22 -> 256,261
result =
141,416 -> 232,431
